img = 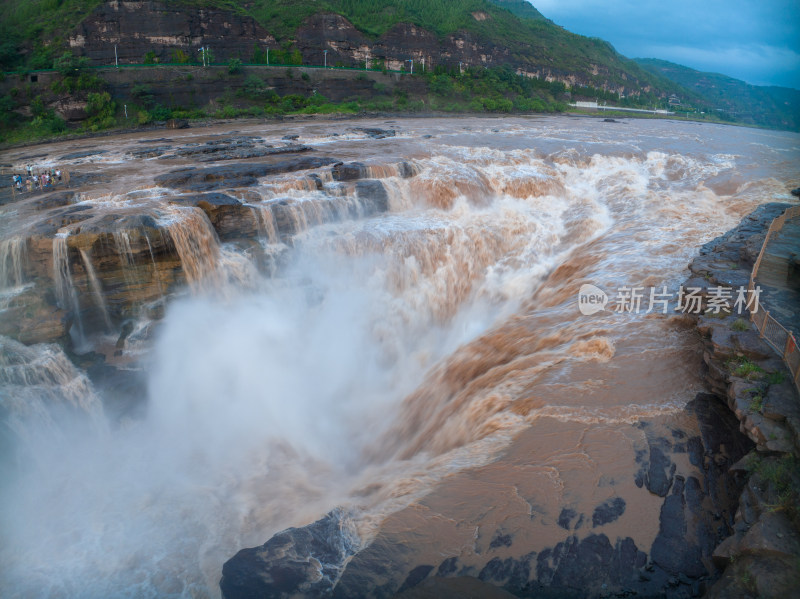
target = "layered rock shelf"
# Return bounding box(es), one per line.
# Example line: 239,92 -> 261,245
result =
0,140 -> 410,348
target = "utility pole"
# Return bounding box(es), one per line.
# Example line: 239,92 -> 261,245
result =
266,46 -> 269,66
198,47 -> 205,67
114,44 -> 118,67
365,52 -> 369,70
421,57 -> 425,72
324,49 -> 328,68
407,59 -> 413,74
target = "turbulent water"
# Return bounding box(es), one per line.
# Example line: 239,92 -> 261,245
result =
0,116 -> 798,598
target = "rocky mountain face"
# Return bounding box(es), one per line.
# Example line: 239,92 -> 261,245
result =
65,1 -> 649,94
69,0 -> 276,66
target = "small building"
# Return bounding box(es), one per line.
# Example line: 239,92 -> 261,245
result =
668,94 -> 681,105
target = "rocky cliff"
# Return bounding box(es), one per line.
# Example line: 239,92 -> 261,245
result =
680,202 -> 800,597
69,0 -> 275,66
64,1 -> 654,95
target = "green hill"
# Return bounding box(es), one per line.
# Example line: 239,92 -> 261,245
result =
0,0 -> 675,95
635,58 -> 800,131
0,0 -> 796,140
486,0 -> 548,22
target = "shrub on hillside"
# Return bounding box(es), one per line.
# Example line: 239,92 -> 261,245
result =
228,58 -> 242,74
85,91 -> 116,131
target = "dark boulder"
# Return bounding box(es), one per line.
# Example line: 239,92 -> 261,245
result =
220,508 -> 360,599
331,162 -> 370,181
348,127 -> 396,139
355,180 -> 390,215
592,497 -> 626,527
168,193 -> 259,240
645,440 -> 676,497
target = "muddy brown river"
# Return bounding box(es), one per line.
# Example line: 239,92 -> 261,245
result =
1,116 -> 798,598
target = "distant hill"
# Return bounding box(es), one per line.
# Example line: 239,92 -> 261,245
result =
0,1 -> 796,133
635,58 -> 800,131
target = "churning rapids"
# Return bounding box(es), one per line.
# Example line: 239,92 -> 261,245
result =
0,116 -> 798,598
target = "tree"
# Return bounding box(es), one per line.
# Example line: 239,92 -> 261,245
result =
54,52 -> 88,77
228,58 -> 242,74
85,91 -> 116,131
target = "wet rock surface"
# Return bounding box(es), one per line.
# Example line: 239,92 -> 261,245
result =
331,161 -> 370,181
168,193 -> 259,241
219,508 -> 361,599
683,202 -> 800,598
154,156 -> 338,191
58,149 -> 108,161
347,127 -> 396,139
162,136 -> 313,162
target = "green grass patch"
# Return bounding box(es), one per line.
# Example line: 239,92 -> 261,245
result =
731,318 -> 750,332
748,393 -> 764,413
745,453 -> 800,520
728,357 -> 764,380
765,371 -> 786,385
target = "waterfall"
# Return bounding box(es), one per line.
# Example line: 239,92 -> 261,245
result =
143,231 -> 164,296
164,209 -> 221,290
250,204 -> 279,245
79,248 -> 113,332
112,230 -> 135,270
2,117 -> 791,599
52,233 -> 85,341
0,336 -> 105,440
0,237 -> 27,290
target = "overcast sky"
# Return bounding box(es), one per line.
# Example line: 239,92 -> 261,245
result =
531,0 -> 800,89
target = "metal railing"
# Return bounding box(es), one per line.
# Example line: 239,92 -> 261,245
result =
748,204 -> 800,390
2,62 -> 412,76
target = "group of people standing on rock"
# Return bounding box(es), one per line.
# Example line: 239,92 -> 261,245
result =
11,165 -> 70,195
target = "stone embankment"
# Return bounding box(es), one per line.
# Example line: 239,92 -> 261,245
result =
682,202 -> 800,597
